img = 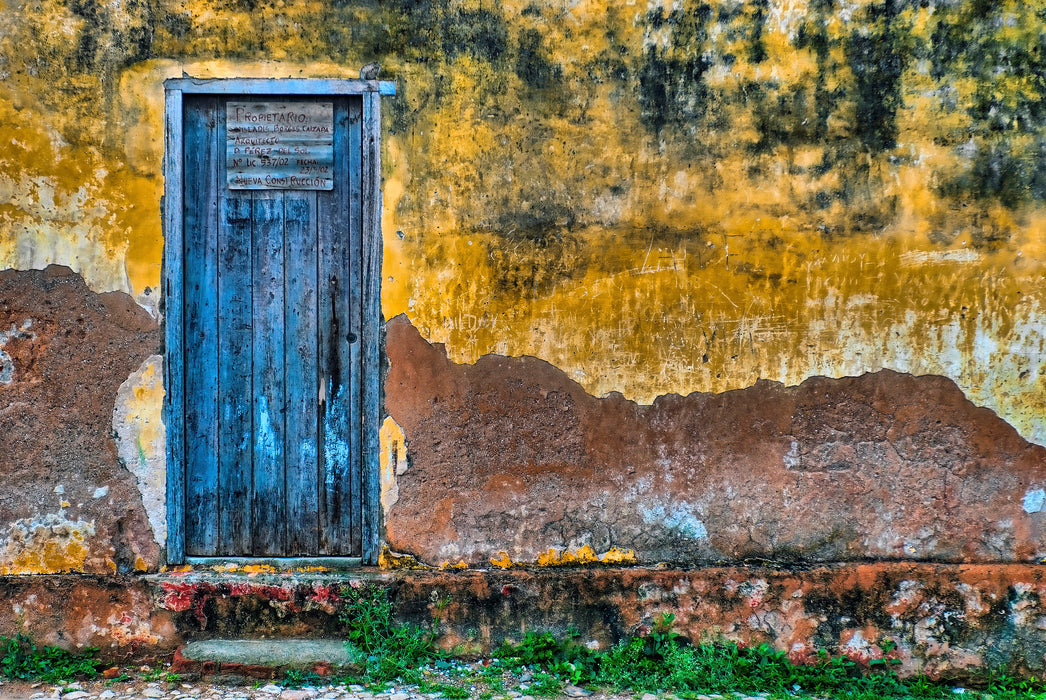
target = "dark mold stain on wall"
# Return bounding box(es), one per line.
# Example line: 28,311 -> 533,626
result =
638,4 -> 714,133
63,0 -> 154,72
844,0 -> 907,154
384,315 -> 1046,567
6,0 -> 1046,254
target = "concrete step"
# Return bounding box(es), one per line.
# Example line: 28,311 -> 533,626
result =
173,638 -> 366,679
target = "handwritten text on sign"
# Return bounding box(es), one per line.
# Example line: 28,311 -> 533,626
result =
226,102 -> 334,190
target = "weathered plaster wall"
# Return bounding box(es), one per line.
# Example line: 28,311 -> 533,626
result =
385,315 -> 1046,567
1,0 -> 1044,434
0,266 -> 161,574
0,0 -> 1045,575
0,574 -> 177,655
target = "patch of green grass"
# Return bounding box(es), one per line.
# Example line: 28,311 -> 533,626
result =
325,594 -> 1046,700
495,630 -> 600,685
281,669 -> 324,688
0,634 -> 101,683
493,615 -> 954,700
339,583 -> 441,683
982,670 -> 1046,700
141,667 -> 180,684
596,636 -> 941,699
418,679 -> 471,698
525,671 -> 563,697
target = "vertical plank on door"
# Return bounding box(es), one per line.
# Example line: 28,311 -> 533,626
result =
345,95 -> 364,556
183,96 -> 220,555
217,95 -> 254,554
317,97 -> 355,556
163,86 -> 186,565
252,190 -> 287,556
361,92 -> 384,564
284,191 -> 320,553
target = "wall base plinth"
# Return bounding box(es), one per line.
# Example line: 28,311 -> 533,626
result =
2,563 -> 1044,678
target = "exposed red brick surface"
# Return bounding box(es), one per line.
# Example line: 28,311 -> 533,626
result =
384,315 -> 1046,566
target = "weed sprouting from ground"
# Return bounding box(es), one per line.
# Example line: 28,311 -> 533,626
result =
489,613 -> 1046,699
282,669 -> 324,688
598,639 -> 918,697
495,629 -> 600,685
417,679 -> 471,698
323,594 -> 1046,699
338,583 -> 440,683
0,634 -> 101,683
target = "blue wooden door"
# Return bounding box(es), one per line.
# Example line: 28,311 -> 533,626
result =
180,94 -> 364,557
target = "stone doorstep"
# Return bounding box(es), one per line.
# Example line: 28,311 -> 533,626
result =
173,639 -> 366,680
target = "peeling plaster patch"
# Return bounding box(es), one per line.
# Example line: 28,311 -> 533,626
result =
0,173 -> 135,300
793,297 -> 1046,447
640,502 -> 708,539
101,610 -> 166,647
738,578 -> 769,607
0,512 -> 96,574
845,294 -> 879,309
380,416 -> 408,513
891,579 -> 925,611
956,583 -> 985,614
112,355 -> 166,546
1023,489 -> 1046,514
0,319 -> 35,383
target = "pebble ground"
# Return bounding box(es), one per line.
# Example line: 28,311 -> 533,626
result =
0,678 -> 773,700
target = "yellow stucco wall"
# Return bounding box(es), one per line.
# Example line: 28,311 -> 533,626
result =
1,0 -> 1044,445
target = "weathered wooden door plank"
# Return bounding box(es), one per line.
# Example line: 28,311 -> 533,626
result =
284,190 -> 321,553
361,92 -> 383,564
345,96 -> 365,556
183,96 -> 221,555
163,86 -> 186,565
252,190 -> 288,556
317,97 -> 359,556
217,188 -> 254,555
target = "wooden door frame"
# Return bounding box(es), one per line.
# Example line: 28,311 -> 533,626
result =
161,78 -> 395,566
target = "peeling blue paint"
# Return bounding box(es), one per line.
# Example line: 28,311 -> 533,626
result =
324,384 -> 350,487
255,395 -> 281,460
